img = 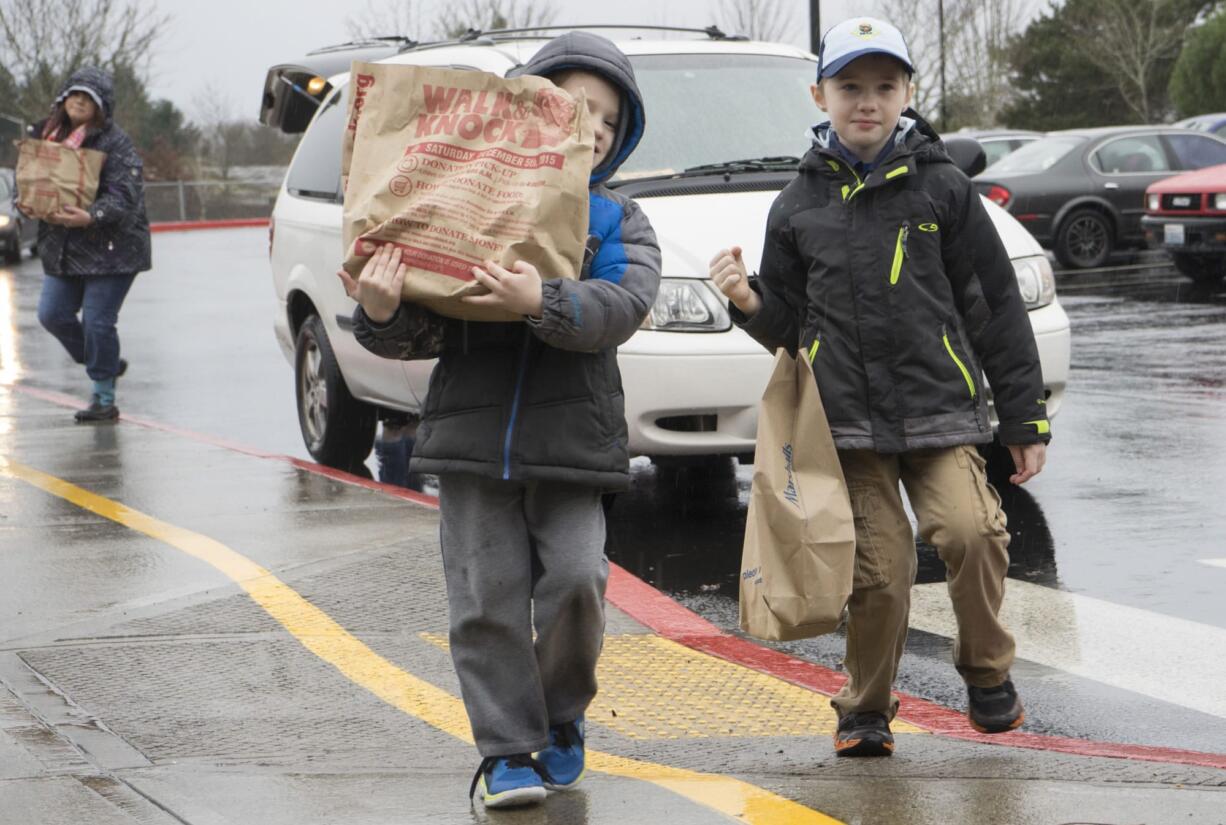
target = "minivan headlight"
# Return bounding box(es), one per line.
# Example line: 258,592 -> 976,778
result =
641,278 -> 731,331
1013,255 -> 1056,309
0,215 -> 10,228
1215,193 -> 1226,211
1147,193 -> 1160,212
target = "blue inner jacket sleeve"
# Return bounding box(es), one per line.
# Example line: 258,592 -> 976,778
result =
589,193 -> 627,285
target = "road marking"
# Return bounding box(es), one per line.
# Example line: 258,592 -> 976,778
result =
0,457 -> 843,825
910,579 -> 1226,720
1198,558 -> 1226,570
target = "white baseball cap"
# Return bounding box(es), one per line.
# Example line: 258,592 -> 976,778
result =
817,17 -> 914,80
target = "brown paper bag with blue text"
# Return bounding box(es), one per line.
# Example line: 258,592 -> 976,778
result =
739,349 -> 855,641
341,62 -> 594,322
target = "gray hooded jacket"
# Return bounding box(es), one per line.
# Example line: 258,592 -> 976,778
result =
28,67 -> 152,277
353,33 -> 662,488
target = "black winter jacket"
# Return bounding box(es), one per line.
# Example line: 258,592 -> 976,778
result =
29,67 -> 152,277
353,33 -> 661,489
736,114 -> 1050,452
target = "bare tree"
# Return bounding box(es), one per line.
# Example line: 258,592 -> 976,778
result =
1064,0 -> 1213,123
0,0 -> 168,122
718,0 -> 794,41
868,0 -> 1025,128
345,0 -> 426,41
943,0 -> 1026,128
433,0 -> 557,38
193,86 -> 249,181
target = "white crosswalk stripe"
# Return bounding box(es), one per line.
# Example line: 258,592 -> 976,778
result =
909,580 -> 1226,720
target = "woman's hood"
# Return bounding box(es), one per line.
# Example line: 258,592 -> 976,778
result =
55,66 -> 116,124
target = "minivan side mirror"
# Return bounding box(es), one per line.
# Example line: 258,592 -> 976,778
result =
943,136 -> 987,178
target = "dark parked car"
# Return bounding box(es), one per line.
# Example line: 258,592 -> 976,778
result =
1174,113 -> 1226,138
973,126 -> 1226,269
943,129 -> 1042,169
0,168 -> 39,264
1140,163 -> 1226,283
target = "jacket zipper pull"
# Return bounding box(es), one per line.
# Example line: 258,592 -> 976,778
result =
901,224 -> 909,259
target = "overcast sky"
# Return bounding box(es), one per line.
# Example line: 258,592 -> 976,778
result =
152,0 -> 866,121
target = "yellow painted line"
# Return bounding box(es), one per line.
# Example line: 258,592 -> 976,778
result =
1,457 -> 845,825
424,632 -> 925,739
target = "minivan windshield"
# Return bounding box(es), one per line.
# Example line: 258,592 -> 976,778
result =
989,136 -> 1085,174
614,54 -> 818,180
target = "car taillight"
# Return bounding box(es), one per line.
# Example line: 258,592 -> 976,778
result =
268,216 -> 275,258
986,185 -> 1011,208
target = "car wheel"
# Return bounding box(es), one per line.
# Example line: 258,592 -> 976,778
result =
294,314 -> 377,468
1055,209 -> 1113,269
1170,253 -> 1225,284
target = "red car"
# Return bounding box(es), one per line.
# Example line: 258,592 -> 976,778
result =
1142,163 -> 1226,283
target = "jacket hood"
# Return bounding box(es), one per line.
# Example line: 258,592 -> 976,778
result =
803,108 -> 951,173
55,66 -> 116,124
508,32 -> 645,184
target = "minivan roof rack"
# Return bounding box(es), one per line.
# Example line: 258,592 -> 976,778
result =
447,24 -> 748,42
307,23 -> 748,57
309,35 -> 419,55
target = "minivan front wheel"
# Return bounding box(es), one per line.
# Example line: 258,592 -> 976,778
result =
295,314 -> 377,468
1055,210 -> 1113,269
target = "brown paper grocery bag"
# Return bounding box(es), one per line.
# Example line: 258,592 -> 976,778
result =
341,62 -> 594,322
739,349 -> 855,641
14,139 -> 105,220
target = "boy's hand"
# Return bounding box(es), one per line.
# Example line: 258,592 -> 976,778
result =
709,246 -> 760,316
463,259 -> 544,318
1005,442 -> 1046,485
335,243 -> 406,324
47,206 -> 93,228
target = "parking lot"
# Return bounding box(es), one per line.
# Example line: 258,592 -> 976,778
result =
3,229 -> 1226,823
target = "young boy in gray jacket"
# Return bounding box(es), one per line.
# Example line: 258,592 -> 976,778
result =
344,32 -> 660,808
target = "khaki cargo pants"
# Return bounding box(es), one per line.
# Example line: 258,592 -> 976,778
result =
831,444 -> 1015,720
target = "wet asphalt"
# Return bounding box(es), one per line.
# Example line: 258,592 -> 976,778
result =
3,230 -> 1226,810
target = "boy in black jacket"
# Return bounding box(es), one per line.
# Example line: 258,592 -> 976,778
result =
343,33 -> 660,807
710,17 -> 1049,756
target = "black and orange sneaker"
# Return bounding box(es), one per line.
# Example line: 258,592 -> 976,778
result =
967,679 -> 1025,733
834,712 -> 894,757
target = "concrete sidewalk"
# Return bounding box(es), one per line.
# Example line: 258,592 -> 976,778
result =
2,385 -> 1225,825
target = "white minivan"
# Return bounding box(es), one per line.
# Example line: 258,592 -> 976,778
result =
261,27 -> 1070,469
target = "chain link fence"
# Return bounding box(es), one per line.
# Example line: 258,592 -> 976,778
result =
144,179 -> 282,223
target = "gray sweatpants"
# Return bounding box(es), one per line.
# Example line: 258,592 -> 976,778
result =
437,473 -> 609,757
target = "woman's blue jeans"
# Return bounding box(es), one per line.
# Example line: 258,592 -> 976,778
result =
37,273 -> 137,381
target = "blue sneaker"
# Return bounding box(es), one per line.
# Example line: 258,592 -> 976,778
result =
469,754 -> 546,808
536,718 -> 585,790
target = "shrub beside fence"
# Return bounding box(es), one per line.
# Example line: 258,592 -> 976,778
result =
144,180 -> 281,223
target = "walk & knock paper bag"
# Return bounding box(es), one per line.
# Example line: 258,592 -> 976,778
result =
341,62 -> 594,322
739,349 -> 855,641
13,138 -> 105,220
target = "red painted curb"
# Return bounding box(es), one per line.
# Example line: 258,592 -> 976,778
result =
7,380 -> 1226,771
150,218 -> 269,233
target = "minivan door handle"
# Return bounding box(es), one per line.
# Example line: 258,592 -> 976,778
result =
1104,182 -> 1120,190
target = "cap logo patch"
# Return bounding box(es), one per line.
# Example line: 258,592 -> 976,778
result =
856,22 -> 877,38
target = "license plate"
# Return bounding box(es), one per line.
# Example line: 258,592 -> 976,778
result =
1165,223 -> 1185,245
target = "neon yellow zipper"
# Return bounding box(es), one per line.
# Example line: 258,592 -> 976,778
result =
841,167 -> 865,203
889,224 -> 909,285
942,329 -> 977,399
